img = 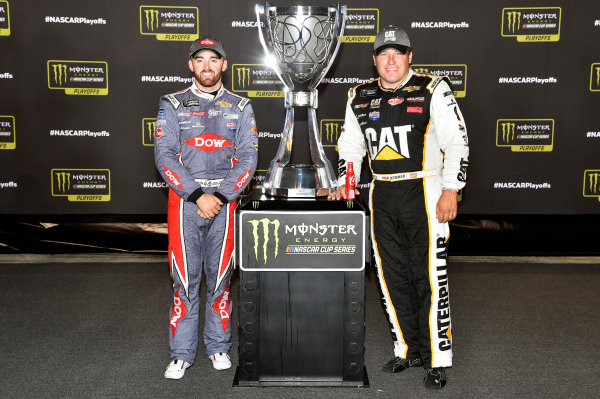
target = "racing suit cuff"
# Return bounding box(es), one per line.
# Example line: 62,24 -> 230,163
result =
187,187 -> 205,203
213,191 -> 229,205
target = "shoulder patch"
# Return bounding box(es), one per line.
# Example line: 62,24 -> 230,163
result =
163,94 -> 181,109
237,98 -> 250,111
348,87 -> 357,104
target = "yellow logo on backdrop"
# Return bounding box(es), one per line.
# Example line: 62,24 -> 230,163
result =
501,7 -> 561,42
0,115 -> 15,150
47,60 -> 109,96
496,119 -> 554,152
0,1 -> 11,36
139,5 -> 199,41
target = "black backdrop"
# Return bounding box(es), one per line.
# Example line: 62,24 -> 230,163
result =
1,0 -> 599,216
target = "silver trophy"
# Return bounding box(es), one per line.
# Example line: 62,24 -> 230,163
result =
256,3 -> 347,197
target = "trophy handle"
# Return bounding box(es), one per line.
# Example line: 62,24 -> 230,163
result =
308,4 -> 347,90
256,3 -> 295,90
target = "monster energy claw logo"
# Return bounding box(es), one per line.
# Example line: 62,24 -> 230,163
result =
252,201 -> 260,209
52,64 -> 68,85
147,121 -> 156,141
507,11 -> 521,33
588,172 -> 600,194
248,218 -> 280,263
237,67 -> 250,89
55,172 -> 71,193
413,68 -> 429,74
145,9 -> 159,31
501,122 -> 516,143
324,123 -> 340,143
596,66 -> 600,87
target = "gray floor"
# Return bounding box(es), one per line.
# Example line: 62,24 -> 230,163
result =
0,256 -> 598,398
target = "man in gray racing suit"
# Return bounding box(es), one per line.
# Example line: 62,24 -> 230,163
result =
329,26 -> 469,389
154,36 -> 258,379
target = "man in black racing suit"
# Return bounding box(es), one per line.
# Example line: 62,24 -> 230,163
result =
155,36 -> 258,379
329,26 -> 469,389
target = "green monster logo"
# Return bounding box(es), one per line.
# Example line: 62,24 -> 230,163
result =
324,122 -> 340,144
55,172 -> 71,193
52,64 -> 68,85
588,172 -> 600,194
237,67 -> 250,89
145,9 -> 159,31
247,218 -> 280,263
146,120 -> 156,143
506,11 -> 521,34
596,66 -> 600,87
501,122 -> 516,143
413,68 -> 429,74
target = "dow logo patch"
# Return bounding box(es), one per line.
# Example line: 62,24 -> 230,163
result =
412,64 -> 467,98
496,119 -> 554,152
0,1 -> 10,36
51,169 -> 111,201
0,115 -> 15,150
590,63 -> 600,92
343,8 -> 379,43
142,118 -> 156,146
139,5 -> 198,41
501,7 -> 561,42
583,170 -> 600,201
231,64 -> 283,98
47,60 -> 108,95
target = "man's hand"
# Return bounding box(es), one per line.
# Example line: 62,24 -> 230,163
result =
436,190 -> 458,223
327,185 -> 360,201
196,193 -> 223,220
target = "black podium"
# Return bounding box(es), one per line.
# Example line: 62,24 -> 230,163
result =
233,193 -> 369,387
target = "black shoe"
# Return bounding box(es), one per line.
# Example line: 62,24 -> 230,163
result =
382,356 -> 423,373
424,367 -> 447,389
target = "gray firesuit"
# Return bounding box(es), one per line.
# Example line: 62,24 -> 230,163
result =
154,83 -> 258,364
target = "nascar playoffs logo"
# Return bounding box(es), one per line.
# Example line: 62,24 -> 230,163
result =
0,115 -> 15,150
47,60 -> 108,95
343,8 -> 379,43
591,63 -> 600,92
231,64 -> 283,97
502,7 -> 561,42
142,118 -> 156,146
496,119 -> 554,152
583,170 -> 600,201
0,1 -> 10,36
51,169 -> 111,201
320,119 -> 343,151
139,5 -> 198,41
412,65 -> 467,98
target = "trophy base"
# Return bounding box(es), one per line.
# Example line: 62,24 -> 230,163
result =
262,164 -> 336,198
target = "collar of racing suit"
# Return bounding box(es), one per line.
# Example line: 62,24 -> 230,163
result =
378,68 -> 414,93
188,83 -> 226,101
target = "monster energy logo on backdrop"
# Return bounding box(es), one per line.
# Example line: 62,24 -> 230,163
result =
411,64 -> 468,97
584,170 -> 600,201
506,11 -> 521,34
500,122 -> 516,143
0,1 -> 10,36
248,218 -> 280,263
413,67 -> 429,74
324,122 -> 340,143
496,119 -> 554,152
52,64 -> 68,85
144,9 -> 159,31
237,67 -> 250,89
55,172 -> 71,193
502,7 -> 561,42
142,118 -> 156,146
591,64 -> 600,91
320,119 -> 343,149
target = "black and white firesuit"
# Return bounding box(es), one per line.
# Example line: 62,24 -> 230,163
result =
336,70 -> 469,368
154,83 -> 258,365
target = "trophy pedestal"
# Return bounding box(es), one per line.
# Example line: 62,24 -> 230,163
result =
233,193 -> 369,387
262,164 -> 335,197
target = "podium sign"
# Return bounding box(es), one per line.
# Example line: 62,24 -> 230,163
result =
234,197 -> 368,387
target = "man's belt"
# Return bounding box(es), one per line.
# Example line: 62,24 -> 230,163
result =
194,178 -> 224,188
372,169 -> 437,182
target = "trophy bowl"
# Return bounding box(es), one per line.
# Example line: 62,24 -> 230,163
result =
256,2 -> 347,197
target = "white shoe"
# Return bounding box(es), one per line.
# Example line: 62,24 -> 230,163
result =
164,359 -> 191,379
208,353 -> 231,370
